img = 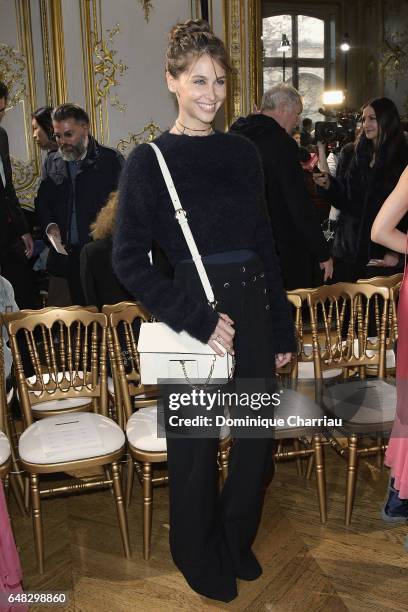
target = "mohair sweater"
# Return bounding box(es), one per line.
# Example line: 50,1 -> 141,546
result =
112,130 -> 296,353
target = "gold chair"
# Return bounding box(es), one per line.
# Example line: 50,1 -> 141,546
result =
0,337 -> 11,481
308,282 -> 396,524
272,292 -> 327,522
108,303 -> 232,559
6,308 -> 131,573
102,302 -> 159,431
357,273 -> 402,373
2,306 -> 99,420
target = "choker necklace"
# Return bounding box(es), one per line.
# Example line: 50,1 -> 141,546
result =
174,120 -> 213,136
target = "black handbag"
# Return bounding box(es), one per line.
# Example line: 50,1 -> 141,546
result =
46,248 -> 70,278
332,212 -> 360,263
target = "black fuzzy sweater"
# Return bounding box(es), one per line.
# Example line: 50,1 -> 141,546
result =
113,131 -> 296,353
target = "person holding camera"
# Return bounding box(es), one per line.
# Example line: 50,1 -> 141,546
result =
314,97 -> 408,281
230,84 -> 333,290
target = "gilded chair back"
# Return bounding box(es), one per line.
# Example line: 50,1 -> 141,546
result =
6,308 -> 109,428
357,274 -> 402,351
107,303 -> 158,423
307,283 -> 389,380
286,288 -> 317,380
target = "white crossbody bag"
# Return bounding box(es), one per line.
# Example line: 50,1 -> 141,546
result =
137,142 -> 235,386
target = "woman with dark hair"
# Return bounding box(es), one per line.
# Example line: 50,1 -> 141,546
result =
113,18 -> 295,603
31,106 -> 57,152
314,97 -> 408,281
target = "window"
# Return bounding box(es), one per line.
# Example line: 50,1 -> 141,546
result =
262,14 -> 333,124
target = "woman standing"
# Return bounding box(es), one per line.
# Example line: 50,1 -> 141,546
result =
113,20 -> 296,602
314,98 -> 408,282
372,167 -> 408,532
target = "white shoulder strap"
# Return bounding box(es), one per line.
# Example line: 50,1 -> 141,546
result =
149,141 -> 216,307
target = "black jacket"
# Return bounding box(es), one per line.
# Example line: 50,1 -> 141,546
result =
35,136 -> 124,247
80,237 -> 132,309
325,135 -> 408,263
0,126 -> 28,255
230,114 -> 330,289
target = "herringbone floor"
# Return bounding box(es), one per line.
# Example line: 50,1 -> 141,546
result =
9,447 -> 408,612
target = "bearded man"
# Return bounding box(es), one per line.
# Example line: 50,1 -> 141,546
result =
35,103 -> 124,303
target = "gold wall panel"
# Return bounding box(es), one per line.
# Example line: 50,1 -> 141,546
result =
2,0 -> 41,209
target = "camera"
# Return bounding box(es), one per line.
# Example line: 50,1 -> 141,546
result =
314,109 -> 359,148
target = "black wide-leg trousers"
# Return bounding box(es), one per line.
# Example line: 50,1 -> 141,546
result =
164,253 -> 278,602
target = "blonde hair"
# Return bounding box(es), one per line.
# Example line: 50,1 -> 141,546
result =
90,191 -> 118,240
166,19 -> 232,78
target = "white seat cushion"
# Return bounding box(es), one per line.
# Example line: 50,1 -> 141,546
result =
126,405 -> 230,453
31,397 -> 91,412
0,432 -> 10,465
298,361 -> 342,380
19,412 -> 125,464
126,405 -> 167,453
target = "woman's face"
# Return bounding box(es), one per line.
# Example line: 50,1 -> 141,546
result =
32,117 -> 51,149
166,53 -> 226,128
362,105 -> 379,143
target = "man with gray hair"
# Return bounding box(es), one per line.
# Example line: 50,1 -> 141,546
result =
230,84 -> 332,289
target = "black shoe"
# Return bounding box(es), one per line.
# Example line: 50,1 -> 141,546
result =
234,550 -> 263,581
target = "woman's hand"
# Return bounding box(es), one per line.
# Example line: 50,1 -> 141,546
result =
208,312 -> 235,357
383,252 -> 400,267
275,353 -> 292,368
313,172 -> 330,190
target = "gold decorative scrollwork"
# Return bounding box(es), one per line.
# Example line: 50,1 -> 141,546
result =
139,0 -> 154,23
380,27 -> 408,84
0,44 -> 26,108
116,122 -> 162,155
93,24 -> 128,107
10,157 -> 37,189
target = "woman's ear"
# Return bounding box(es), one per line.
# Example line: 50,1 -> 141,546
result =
166,70 -> 177,94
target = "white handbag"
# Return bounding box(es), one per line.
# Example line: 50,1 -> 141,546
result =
138,142 -> 235,386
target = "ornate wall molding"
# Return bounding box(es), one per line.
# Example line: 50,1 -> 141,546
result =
139,0 -> 154,23
49,0 -> 67,105
116,122 -> 162,156
0,44 -> 26,108
4,0 -> 41,209
39,0 -> 53,105
80,1 -> 127,144
223,0 -> 250,127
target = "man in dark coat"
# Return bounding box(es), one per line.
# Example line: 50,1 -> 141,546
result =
230,84 -> 332,290
35,103 -> 124,303
0,81 -> 36,308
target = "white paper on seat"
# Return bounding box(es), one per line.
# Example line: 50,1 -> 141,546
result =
39,413 -> 103,456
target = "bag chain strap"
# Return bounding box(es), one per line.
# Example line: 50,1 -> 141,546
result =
180,353 -> 236,390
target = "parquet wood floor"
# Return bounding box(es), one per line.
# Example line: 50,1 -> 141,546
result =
8,446 -> 408,612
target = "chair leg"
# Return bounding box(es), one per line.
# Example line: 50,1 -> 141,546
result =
30,473 -> 44,574
306,453 -> 314,480
345,434 -> 359,526
126,454 -> 135,508
10,473 -> 26,517
142,462 -> 153,561
376,436 -> 382,468
313,433 -> 327,523
293,438 -> 302,476
111,461 -> 131,558
24,474 -> 30,512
